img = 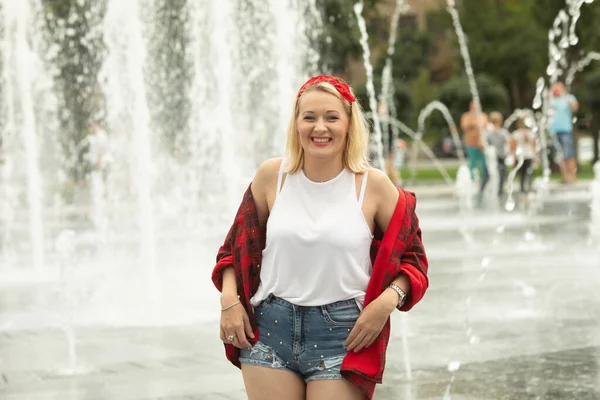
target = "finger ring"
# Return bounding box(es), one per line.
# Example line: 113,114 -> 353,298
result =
227,334 -> 235,343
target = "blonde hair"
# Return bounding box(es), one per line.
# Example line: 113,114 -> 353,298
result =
489,111 -> 503,126
285,81 -> 370,174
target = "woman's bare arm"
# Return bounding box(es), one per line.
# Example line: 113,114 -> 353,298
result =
221,157 -> 282,305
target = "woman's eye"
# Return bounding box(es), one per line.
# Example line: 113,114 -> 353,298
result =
304,116 -> 315,121
327,116 -> 339,121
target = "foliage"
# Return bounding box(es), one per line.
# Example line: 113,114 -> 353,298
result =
309,0 -> 384,75
454,0 -> 547,110
145,0 -> 192,155
533,0 -> 600,51
354,76 -> 412,122
41,0 -> 107,181
438,74 -> 510,123
380,29 -> 435,83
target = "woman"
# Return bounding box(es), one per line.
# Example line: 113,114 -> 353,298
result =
212,76 -> 428,399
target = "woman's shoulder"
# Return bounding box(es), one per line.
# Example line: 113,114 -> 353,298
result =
365,167 -> 400,203
257,157 -> 284,174
252,157 -> 284,194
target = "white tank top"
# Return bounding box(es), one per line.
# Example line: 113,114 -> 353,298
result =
250,159 -> 374,308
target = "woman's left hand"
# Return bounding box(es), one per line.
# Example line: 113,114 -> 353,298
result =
344,291 -> 397,352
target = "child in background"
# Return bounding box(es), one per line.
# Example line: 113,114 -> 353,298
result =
511,117 -> 537,194
487,112 -> 512,197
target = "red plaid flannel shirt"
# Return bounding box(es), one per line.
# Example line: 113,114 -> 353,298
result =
212,184 -> 428,399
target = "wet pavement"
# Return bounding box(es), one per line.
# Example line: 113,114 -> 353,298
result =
1,183 -> 599,399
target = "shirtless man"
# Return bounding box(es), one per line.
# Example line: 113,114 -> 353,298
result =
461,100 -> 489,202
461,101 -> 488,174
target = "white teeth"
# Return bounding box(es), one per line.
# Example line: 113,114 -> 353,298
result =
312,138 -> 331,143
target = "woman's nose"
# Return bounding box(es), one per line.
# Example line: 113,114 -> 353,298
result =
314,118 -> 327,131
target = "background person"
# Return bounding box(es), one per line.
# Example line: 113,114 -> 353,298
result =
487,112 -> 512,198
461,100 -> 490,204
512,117 -> 537,194
549,81 -> 579,183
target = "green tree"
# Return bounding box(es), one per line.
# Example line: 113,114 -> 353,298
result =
145,0 -> 193,156
309,0 -> 384,75
456,0 -> 547,110
41,0 -> 107,181
354,76 -> 412,122
533,0 -> 600,51
379,29 -> 434,83
438,74 -> 510,125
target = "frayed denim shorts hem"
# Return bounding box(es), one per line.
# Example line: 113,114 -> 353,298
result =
239,295 -> 359,383
239,340 -> 344,382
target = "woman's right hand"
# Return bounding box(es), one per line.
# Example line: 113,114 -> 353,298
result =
220,296 -> 255,349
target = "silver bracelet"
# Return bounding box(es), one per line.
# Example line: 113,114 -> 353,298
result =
221,300 -> 241,312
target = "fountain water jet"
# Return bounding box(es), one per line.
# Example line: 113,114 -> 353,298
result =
354,1 -> 385,170
369,113 -> 454,185
409,101 -> 467,185
101,0 -> 158,292
566,51 -> 600,90
445,0 -> 500,212
445,0 -> 486,144
379,0 -> 406,153
2,0 -> 45,270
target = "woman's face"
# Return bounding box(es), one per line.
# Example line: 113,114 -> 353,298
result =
296,90 -> 350,162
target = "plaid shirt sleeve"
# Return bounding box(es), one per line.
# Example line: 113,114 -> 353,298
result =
342,189 -> 429,399
396,192 -> 428,311
211,184 -> 264,368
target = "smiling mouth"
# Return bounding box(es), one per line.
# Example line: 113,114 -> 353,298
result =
311,137 -> 332,143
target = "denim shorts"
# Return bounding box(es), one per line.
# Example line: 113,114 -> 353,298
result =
239,295 -> 360,382
556,131 -> 575,159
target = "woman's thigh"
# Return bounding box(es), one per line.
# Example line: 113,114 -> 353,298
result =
306,379 -> 363,400
242,364 -> 305,400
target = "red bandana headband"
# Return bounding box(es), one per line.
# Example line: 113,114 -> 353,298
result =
296,75 -> 356,104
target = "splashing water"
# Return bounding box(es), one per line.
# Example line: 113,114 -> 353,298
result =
101,0 -> 158,287
379,0 -> 406,152
446,0 -> 503,211
443,360 -> 461,400
2,0 -> 45,270
506,79 -> 551,214
547,10 -> 570,83
445,0 -> 485,145
547,0 -> 594,84
503,109 -> 536,131
417,101 -> 466,163
0,0 -> 308,332
567,0 -> 596,46
532,78 -> 545,110
370,112 -> 455,185
530,78 -> 552,181
55,229 -> 79,374
302,0 -> 324,76
411,100 -> 468,203
354,1 -> 384,170
566,51 -> 600,90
